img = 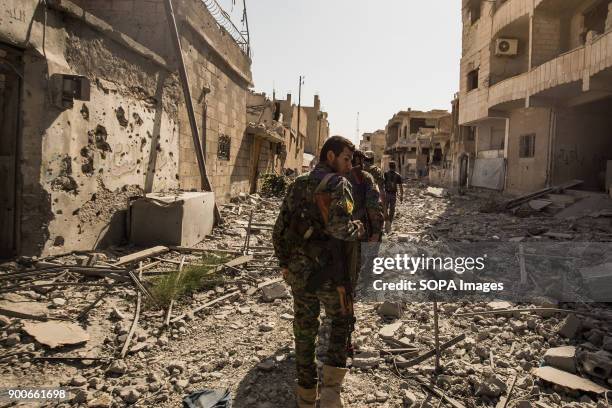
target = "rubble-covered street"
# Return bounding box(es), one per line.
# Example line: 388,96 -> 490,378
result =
1,182 -> 611,407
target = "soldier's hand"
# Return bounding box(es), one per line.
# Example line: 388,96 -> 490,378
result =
354,221 -> 365,238
281,268 -> 289,280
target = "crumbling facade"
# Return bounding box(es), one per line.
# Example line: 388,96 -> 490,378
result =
0,0 -> 253,257
458,0 -> 612,193
384,109 -> 451,178
359,130 -> 386,166
302,95 -> 330,157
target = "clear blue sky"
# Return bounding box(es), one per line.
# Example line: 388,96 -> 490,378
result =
219,0 -> 462,144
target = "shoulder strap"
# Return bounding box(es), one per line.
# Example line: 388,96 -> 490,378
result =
315,173 -> 337,194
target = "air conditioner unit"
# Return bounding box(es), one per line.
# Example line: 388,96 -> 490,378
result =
495,38 -> 518,56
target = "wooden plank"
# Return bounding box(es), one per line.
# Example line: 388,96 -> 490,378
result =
119,263 -> 143,358
170,291 -> 240,323
395,334 -> 465,368
114,246 -> 169,266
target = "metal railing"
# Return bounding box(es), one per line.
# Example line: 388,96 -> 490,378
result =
201,0 -> 251,57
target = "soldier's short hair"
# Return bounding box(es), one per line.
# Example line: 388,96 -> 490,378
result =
389,161 -> 396,170
319,136 -> 355,162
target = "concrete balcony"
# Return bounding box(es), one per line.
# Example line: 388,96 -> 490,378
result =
492,0 -> 533,38
488,28 -> 612,110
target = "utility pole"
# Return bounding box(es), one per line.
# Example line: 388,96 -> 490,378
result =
297,75 -> 304,149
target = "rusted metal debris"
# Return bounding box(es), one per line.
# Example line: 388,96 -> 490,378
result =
119,263 -> 143,359
395,334 -> 466,368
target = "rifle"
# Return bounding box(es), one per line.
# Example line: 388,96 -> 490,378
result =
311,174 -> 358,356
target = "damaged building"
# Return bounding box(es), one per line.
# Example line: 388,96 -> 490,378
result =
246,90 -> 326,191
456,0 -> 612,193
0,0 -> 254,257
359,129 -> 386,167
383,109 -> 451,178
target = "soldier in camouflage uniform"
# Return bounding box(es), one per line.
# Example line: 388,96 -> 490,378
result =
348,150 -> 384,244
273,136 -> 364,408
363,151 -> 386,227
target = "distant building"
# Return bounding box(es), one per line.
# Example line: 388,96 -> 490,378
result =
359,130 -> 386,166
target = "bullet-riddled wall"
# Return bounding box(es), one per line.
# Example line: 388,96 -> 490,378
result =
0,0 -> 252,257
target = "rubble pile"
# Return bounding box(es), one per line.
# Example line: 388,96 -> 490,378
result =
0,182 -> 610,407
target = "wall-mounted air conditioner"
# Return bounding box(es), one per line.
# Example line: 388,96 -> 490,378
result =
495,38 -> 518,56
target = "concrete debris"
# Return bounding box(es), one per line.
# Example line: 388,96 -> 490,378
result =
260,281 -> 289,302
557,314 -> 581,339
474,375 -> 507,398
378,321 -> 402,340
352,349 -> 381,369
425,187 -> 448,198
544,346 -> 577,373
531,366 -> 609,394
377,301 -> 403,319
578,350 -> 612,380
0,299 -> 48,320
22,321 -> 89,348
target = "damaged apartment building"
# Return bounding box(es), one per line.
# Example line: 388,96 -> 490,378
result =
455,0 -> 612,194
246,92 -> 329,186
383,109 -> 452,179
0,0 -> 255,258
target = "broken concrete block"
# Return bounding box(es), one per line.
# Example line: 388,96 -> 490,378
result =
544,346 -> 576,373
377,301 -> 402,319
352,349 -> 380,369
426,187 -> 447,198
531,366 -> 609,394
515,401 -> 533,408
557,314 -> 581,338
580,262 -> 612,302
378,322 -> 402,340
474,375 -> 506,398
0,300 -> 48,320
261,282 -> 289,302
22,321 -> 89,348
130,192 -> 215,247
108,360 -> 128,376
579,350 -> 612,380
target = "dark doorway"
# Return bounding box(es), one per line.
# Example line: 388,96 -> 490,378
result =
0,44 -> 22,258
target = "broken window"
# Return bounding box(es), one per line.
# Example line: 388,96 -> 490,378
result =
467,69 -> 479,92
519,134 -> 535,158
468,0 -> 481,25
583,0 -> 610,36
217,134 -> 231,161
466,126 -> 476,141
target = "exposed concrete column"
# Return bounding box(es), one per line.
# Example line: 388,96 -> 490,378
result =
528,11 -> 535,70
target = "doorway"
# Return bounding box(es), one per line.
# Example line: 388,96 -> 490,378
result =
0,44 -> 22,258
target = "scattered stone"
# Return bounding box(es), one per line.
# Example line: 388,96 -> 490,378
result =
261,282 -> 289,302
280,313 -> 294,321
378,322 -> 402,340
426,186 -> 447,198
22,321 -> 89,348
557,314 -> 581,339
0,316 -> 10,326
110,308 -> 125,320
474,375 -> 506,398
377,301 -> 403,319
5,333 -> 20,346
107,360 -> 128,376
71,375 -> 88,386
352,349 -> 380,369
167,360 -> 186,374
374,390 -> 388,402
119,387 -> 140,404
544,346 -> 576,373
72,389 -> 90,403
259,322 -> 275,332
402,390 -> 418,407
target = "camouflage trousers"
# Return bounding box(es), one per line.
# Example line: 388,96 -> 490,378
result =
386,193 -> 397,222
291,282 -> 351,389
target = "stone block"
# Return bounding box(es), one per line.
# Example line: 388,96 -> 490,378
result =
543,346 -> 576,373
377,301 -> 402,319
130,192 -> 214,247
579,350 -> 612,380
260,282 -> 289,302
557,314 -> 581,339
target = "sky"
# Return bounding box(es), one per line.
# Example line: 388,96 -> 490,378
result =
218,0 -> 462,145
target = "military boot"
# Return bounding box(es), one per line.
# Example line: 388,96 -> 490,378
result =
296,385 -> 317,408
319,365 -> 348,407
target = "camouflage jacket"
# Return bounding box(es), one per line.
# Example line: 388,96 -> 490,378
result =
364,164 -> 385,191
273,163 -> 361,269
347,168 -> 384,237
